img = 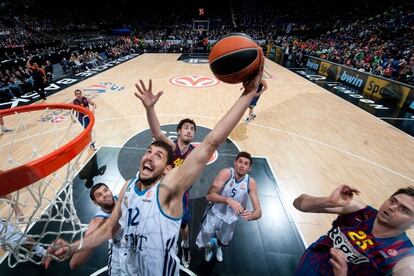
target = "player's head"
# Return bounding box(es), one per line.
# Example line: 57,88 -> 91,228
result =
90,183 -> 115,211
74,89 -> 82,99
234,151 -> 252,177
377,186 -> 414,230
176,118 -> 196,144
139,140 -> 174,186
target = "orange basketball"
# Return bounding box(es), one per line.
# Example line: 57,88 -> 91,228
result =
209,34 -> 262,84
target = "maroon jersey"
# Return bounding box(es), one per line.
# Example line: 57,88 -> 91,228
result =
172,140 -> 195,168
296,206 -> 414,275
73,96 -> 89,118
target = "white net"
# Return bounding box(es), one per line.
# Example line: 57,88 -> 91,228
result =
0,105 -> 94,268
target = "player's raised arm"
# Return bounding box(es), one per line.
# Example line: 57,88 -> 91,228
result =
165,55 -> 264,195
134,79 -> 175,148
293,184 -> 366,214
44,182 -> 127,269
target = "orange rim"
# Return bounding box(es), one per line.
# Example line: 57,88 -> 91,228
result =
0,103 -> 94,196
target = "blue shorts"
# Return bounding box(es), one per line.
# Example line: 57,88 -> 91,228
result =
249,96 -> 260,108
78,115 -> 90,129
181,191 -> 191,227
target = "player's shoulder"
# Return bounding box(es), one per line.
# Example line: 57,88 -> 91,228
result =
393,255 -> 414,275
220,167 -> 233,177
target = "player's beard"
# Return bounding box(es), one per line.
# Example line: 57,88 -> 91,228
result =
101,201 -> 115,213
139,174 -> 162,186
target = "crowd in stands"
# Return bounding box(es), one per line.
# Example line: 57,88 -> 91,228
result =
282,5 -> 414,85
1,0 -> 413,104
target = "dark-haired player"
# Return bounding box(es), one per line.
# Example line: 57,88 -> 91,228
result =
196,151 -> 262,262
293,185 -> 414,275
135,81 -> 197,268
69,183 -> 121,274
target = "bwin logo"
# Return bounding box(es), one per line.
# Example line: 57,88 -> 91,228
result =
306,60 -> 319,71
340,71 -> 364,88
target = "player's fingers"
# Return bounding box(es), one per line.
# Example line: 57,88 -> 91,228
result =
54,247 -> 67,256
155,91 -> 164,100
135,83 -> 144,94
148,79 -> 152,92
139,79 -> 147,91
134,91 -> 142,99
134,92 -> 143,100
44,257 -> 52,269
329,257 -> 339,269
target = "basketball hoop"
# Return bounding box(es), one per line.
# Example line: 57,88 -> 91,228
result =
0,103 -> 94,267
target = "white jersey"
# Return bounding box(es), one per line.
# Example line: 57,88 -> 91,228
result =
118,177 -> 181,276
212,168 -> 250,224
92,197 -> 122,276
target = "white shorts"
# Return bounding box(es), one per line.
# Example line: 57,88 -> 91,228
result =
196,210 -> 236,247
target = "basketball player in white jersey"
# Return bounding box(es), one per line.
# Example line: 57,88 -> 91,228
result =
0,168 -> 46,259
137,80 -> 197,268
69,183 -> 122,275
44,54 -> 265,275
196,151 -> 262,262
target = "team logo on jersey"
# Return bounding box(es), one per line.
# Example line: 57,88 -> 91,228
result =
143,189 -> 153,202
83,82 -> 124,94
240,183 -> 246,190
124,196 -> 129,208
169,75 -> 219,88
387,249 -> 398,257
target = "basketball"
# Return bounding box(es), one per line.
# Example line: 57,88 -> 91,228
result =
209,34 -> 262,84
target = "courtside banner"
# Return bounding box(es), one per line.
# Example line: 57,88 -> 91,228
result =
318,61 -> 340,80
337,67 -> 368,90
305,56 -> 414,110
363,75 -> 412,108
306,57 -> 321,71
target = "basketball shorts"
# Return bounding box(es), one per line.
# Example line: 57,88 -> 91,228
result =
195,210 -> 236,248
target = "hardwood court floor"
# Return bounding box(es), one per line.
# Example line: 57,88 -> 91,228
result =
2,53 -> 414,255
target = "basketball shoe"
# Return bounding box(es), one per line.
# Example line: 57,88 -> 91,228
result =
205,239 -> 214,262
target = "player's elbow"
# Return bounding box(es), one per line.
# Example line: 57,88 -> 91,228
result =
204,132 -> 222,151
256,209 -> 262,220
293,195 -> 306,211
206,193 -> 213,202
152,131 -> 165,141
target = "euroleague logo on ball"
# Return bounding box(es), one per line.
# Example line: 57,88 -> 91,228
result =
169,75 -> 220,88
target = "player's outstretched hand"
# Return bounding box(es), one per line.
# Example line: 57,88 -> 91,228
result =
42,238 -> 72,269
134,79 -> 164,109
242,51 -> 264,95
328,184 -> 360,207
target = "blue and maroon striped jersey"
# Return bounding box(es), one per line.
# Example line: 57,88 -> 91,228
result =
297,206 -> 414,275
